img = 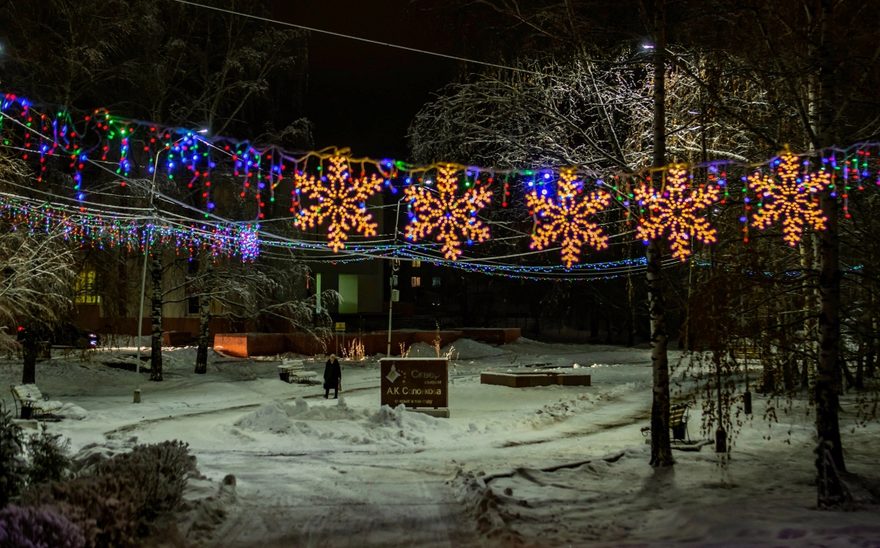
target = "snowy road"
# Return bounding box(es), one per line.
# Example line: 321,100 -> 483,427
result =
208,452 -> 468,547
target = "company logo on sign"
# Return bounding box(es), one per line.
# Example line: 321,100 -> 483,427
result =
385,364 -> 400,384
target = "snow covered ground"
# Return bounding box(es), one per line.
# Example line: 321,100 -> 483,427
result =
1,338 -> 879,547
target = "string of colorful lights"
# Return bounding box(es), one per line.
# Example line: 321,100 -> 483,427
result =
2,90 -> 879,275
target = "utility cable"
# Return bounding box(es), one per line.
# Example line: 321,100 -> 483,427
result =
169,0 -> 545,77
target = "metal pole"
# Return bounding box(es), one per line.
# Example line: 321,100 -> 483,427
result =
386,272 -> 394,357
136,146 -> 166,372
386,199 -> 405,357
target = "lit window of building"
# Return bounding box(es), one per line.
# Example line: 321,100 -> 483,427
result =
75,270 -> 100,304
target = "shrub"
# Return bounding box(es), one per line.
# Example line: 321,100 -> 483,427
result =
0,408 -> 26,507
27,431 -> 71,486
23,474 -> 139,547
96,440 -> 197,520
0,504 -> 85,548
21,440 -> 196,547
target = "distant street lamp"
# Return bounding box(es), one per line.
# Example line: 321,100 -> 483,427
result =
386,196 -> 407,357
386,259 -> 400,357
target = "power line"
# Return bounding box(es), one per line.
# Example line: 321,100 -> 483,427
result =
168,0 -> 545,77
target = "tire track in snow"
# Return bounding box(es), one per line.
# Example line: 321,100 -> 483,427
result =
203,453 -> 475,548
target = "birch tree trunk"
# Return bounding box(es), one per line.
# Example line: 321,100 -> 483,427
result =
150,252 -> 163,382
799,237 -> 816,389
195,260 -> 214,374
813,0 -> 846,506
866,295 -> 877,379
647,0 -> 673,467
816,192 -> 843,465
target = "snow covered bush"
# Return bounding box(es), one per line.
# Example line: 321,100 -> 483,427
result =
0,504 -> 85,548
23,474 -> 140,547
22,440 -> 197,546
0,408 -> 26,507
26,431 -> 71,486
0,412 -> 71,508
95,440 -> 197,521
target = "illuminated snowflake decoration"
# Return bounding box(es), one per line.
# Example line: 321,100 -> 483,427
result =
635,166 -> 719,261
747,152 -> 831,247
293,156 -> 382,252
525,170 -> 611,268
404,165 -> 492,260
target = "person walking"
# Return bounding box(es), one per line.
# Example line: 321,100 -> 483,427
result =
323,353 -> 341,399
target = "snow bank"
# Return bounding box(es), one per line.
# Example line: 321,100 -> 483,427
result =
443,338 -> 507,360
233,401 -> 293,434
405,342 -> 437,357
58,402 -> 88,420
402,338 -> 507,360
231,398 -> 446,448
448,467 -> 523,545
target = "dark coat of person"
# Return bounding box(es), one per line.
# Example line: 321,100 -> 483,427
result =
323,357 -> 341,390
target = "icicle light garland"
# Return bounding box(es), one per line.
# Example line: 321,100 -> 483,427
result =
0,195 -> 261,261
2,91 -> 880,270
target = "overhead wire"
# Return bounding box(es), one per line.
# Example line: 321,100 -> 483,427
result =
168,0 -> 547,77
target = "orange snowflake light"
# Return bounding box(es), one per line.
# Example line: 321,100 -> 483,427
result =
404,165 -> 492,260
635,166 -> 719,261
293,156 -> 382,252
525,170 -> 611,268
747,152 -> 831,247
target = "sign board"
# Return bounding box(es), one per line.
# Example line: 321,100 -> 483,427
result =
334,322 -> 346,332
380,358 -> 448,409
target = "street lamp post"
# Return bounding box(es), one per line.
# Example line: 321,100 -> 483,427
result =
135,145 -> 165,373
386,259 -> 400,357
386,197 -> 406,357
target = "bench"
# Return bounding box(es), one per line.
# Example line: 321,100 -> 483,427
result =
277,360 -> 318,384
669,403 -> 689,442
640,402 -> 690,442
10,384 -> 64,419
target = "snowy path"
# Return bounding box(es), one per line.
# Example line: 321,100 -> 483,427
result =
207,453 -> 468,547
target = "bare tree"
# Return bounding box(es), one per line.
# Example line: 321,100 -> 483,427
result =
0,162 -> 76,384
165,253 -> 337,374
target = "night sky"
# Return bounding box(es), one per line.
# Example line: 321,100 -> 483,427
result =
273,1 -> 458,160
